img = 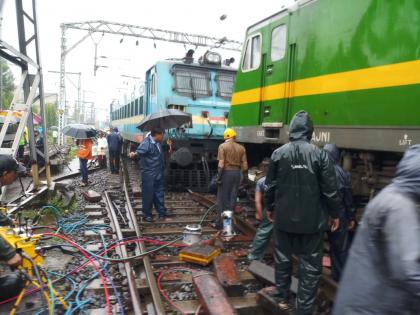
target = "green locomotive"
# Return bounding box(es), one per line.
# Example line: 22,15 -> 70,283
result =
230,0 -> 420,195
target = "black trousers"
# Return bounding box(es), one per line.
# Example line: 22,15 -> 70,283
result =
217,170 -> 241,211
328,221 -> 350,282
98,154 -> 107,169
109,150 -> 120,173
0,274 -> 24,301
274,230 -> 323,315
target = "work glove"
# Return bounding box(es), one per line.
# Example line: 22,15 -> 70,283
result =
216,168 -> 223,186
241,170 -> 249,185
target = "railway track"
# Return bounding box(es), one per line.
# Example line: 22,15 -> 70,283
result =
0,159 -> 338,315
24,158 -> 336,314
95,158 -> 264,314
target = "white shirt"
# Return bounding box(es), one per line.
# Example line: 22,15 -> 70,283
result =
97,138 -> 108,155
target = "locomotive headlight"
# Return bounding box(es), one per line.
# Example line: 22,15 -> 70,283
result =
204,51 -> 222,65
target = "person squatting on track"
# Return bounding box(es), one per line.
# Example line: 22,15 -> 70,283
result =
323,143 -> 356,282
248,159 -> 273,261
264,111 -> 342,315
107,127 -> 123,174
216,127 -> 248,229
0,156 -> 27,301
76,138 -> 93,187
333,144 -> 420,315
129,127 -> 168,222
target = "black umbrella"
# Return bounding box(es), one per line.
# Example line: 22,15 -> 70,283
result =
136,109 -> 192,132
62,124 -> 97,139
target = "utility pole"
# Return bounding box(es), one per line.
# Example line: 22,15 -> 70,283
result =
48,70 -> 81,123
81,90 -> 94,125
57,20 -> 242,144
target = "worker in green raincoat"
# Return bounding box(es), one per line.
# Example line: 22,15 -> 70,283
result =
265,111 -> 343,315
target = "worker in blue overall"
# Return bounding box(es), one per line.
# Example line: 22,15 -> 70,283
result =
323,143 -> 356,281
248,159 -> 273,261
129,128 -> 167,222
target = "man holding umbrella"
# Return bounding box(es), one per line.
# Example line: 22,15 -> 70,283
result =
131,109 -> 191,221
76,138 -> 93,187
129,127 -> 167,222
62,124 -> 97,187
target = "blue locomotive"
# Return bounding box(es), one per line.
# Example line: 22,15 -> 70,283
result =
110,50 -> 236,190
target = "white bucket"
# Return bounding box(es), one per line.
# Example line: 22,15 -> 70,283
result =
183,224 -> 202,245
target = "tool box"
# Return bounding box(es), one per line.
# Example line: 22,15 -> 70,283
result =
179,244 -> 221,266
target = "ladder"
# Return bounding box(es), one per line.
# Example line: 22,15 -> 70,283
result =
0,0 -> 52,206
0,71 -> 40,156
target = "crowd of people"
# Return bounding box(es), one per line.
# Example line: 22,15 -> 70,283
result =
239,111 -> 420,315
0,111 -> 418,314
75,127 -> 123,186
75,114 -> 419,314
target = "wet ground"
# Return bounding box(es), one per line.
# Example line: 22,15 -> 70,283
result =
0,160 -> 111,314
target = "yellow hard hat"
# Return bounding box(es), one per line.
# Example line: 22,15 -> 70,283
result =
224,128 -> 236,140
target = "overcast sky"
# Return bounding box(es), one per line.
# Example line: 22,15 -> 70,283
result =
1,0 -> 293,121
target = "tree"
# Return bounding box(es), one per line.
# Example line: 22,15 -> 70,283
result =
0,59 -> 15,109
31,103 -> 58,128
45,103 -> 58,128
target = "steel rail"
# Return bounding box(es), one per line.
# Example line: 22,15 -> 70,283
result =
104,191 -> 143,315
122,159 -> 166,315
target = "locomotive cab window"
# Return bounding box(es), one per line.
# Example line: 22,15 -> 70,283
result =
271,25 -> 287,61
172,66 -> 211,99
242,34 -> 261,71
150,74 -> 156,96
139,96 -> 144,114
216,72 -> 235,98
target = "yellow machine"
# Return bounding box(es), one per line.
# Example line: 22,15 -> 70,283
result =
0,227 -> 44,269
0,227 -> 68,314
179,244 -> 221,266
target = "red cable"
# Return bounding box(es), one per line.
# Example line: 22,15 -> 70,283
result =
0,237 -> 185,306
157,267 -> 198,315
42,233 -> 112,315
